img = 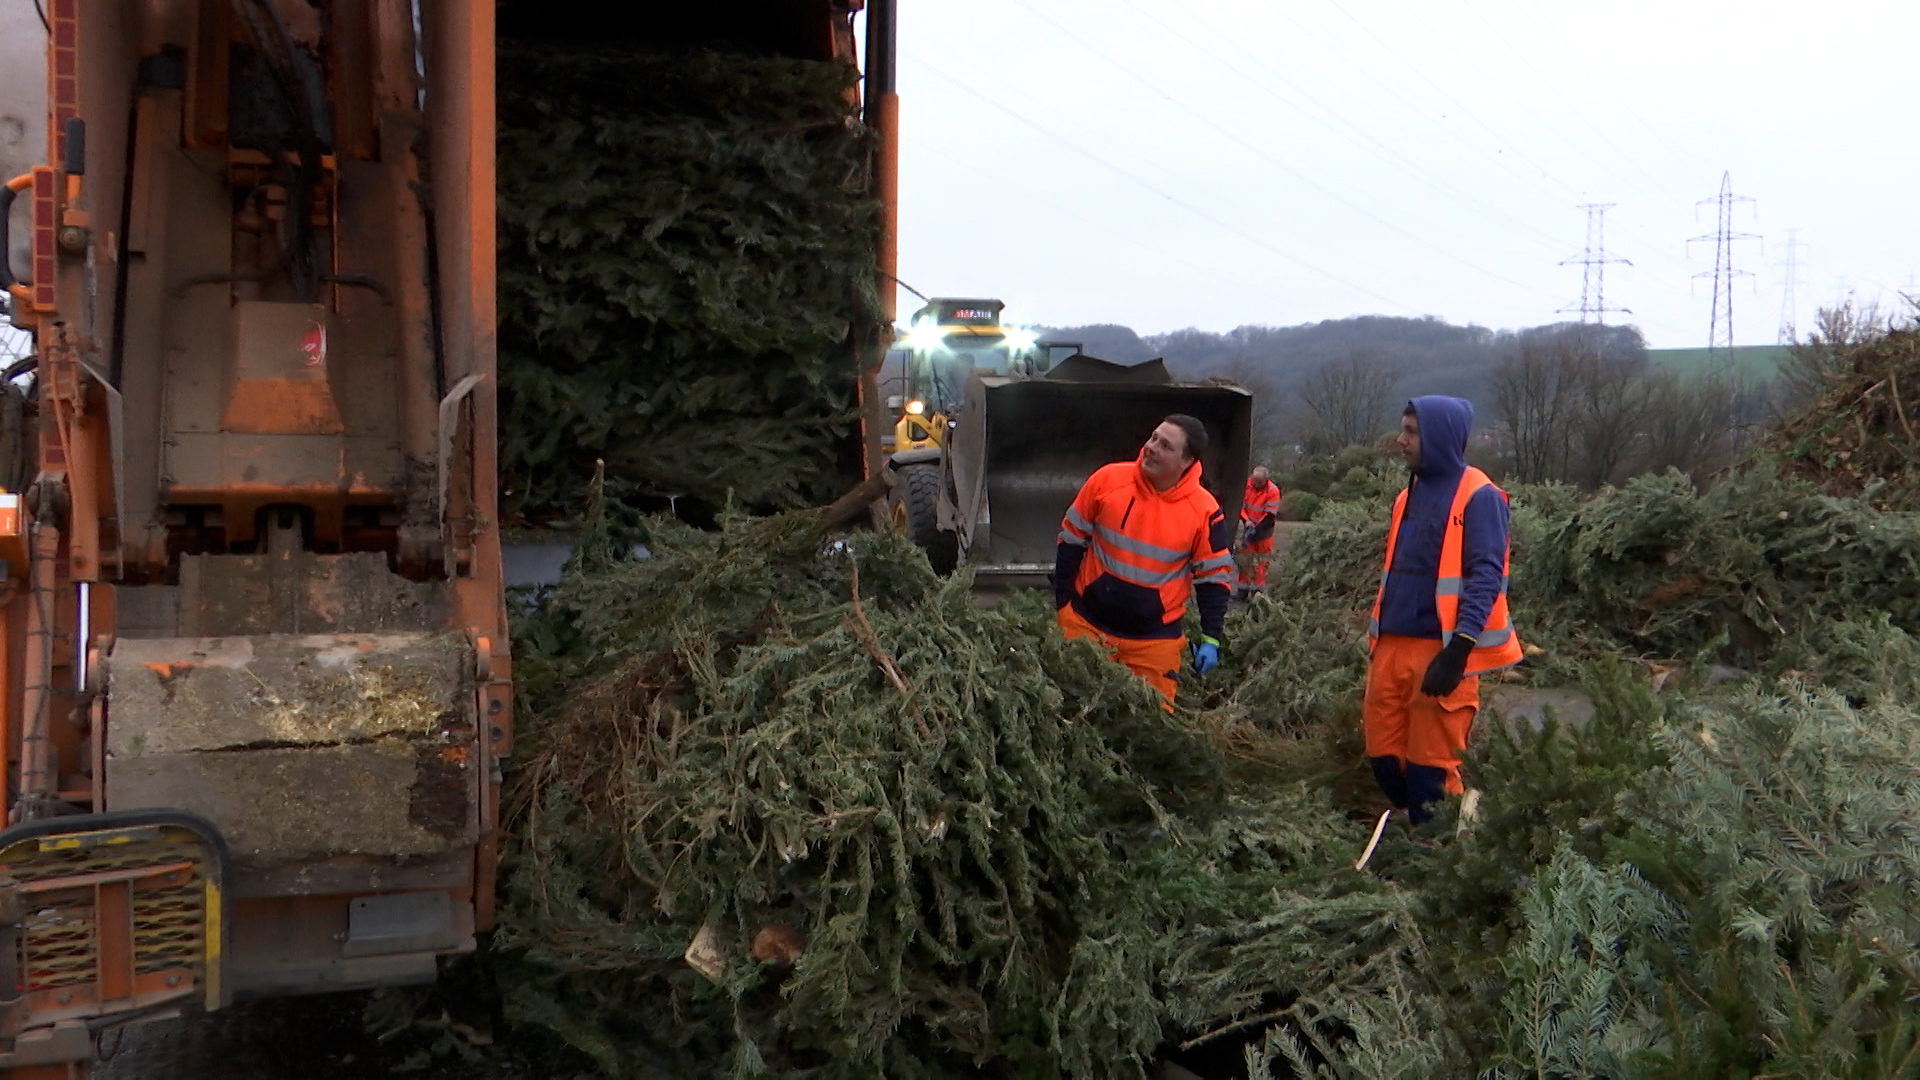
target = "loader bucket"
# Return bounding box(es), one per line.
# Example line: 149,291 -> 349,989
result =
945,361 -> 1253,588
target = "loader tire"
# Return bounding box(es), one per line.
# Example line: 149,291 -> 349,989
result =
894,462 -> 959,575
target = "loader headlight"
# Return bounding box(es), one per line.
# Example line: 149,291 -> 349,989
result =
1003,327 -> 1037,351
905,399 -> 926,415
904,321 -> 945,351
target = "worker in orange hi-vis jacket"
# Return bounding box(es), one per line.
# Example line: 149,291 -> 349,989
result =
1053,415 -> 1233,706
1365,396 -> 1524,829
1237,466 -> 1282,592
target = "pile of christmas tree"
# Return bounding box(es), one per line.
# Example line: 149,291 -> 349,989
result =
1188,320 -> 1920,1075
1768,326 -> 1920,506
491,325 -> 1920,1078
496,44 -> 878,526
496,504 -> 1428,1077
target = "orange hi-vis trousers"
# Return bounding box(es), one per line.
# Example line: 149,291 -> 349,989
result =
1238,534 -> 1274,588
1057,603 -> 1184,706
1362,634 -> 1479,795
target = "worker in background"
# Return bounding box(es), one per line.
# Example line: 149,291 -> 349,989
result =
1054,414 -> 1233,705
1364,397 -> 1523,826
1236,466 -> 1282,593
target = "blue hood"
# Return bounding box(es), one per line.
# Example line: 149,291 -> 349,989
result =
1409,396 -> 1473,479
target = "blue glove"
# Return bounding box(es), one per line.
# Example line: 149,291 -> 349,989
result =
1190,636 -> 1220,675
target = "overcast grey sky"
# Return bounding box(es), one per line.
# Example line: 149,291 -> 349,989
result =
878,0 -> 1919,348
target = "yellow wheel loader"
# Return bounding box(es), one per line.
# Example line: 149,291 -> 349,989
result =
884,299 -> 1253,587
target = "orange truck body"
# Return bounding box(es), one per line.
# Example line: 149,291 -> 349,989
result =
0,2 -> 507,1073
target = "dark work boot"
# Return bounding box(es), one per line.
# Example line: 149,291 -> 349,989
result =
1370,756 -> 1409,811
1405,764 -> 1449,827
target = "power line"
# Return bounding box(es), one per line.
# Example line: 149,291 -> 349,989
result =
1452,0 -> 1699,197
1688,172 -> 1761,353
1558,204 -> 1631,324
1443,0 -> 1707,269
896,132 -> 1226,283
1251,0 -> 1588,203
1114,0 -> 1572,258
1514,5 -> 1703,179
1296,0 -> 1699,292
1774,228 -> 1805,345
1308,0 -> 1590,199
900,52 -> 1419,313
1002,0 -> 1562,300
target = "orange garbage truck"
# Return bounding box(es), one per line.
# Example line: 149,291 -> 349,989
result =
0,2 -> 509,1074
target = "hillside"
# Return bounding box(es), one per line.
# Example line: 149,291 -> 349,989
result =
1042,316 -> 1642,449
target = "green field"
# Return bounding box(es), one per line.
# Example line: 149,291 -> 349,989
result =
1648,344 -> 1790,383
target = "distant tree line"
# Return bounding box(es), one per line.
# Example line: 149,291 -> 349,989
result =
1045,311 -> 1829,492
1485,323 -> 1757,488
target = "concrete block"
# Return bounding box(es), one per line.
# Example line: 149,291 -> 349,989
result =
106,739 -> 476,868
107,632 -> 472,756
104,632 -> 477,869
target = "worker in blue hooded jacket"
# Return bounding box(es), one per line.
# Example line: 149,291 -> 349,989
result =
1364,396 -> 1524,827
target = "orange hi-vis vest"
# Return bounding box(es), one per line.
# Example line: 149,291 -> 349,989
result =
1368,466 -> 1524,675
1058,458 -> 1232,639
1241,477 -> 1281,525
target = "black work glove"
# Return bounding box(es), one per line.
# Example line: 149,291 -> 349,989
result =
1420,635 -> 1475,697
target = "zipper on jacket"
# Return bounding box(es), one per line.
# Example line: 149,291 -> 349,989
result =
1119,497 -> 1136,530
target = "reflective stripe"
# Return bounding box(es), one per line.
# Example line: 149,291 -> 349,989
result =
1442,627 -> 1511,648
1191,553 -> 1233,573
1064,506 -> 1094,534
1058,529 -> 1088,547
1092,548 -> 1186,587
1193,569 -> 1233,586
1093,523 -> 1188,564
1368,618 -> 1380,638
1435,574 -> 1511,597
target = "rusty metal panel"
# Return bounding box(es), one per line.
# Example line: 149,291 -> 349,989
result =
185,0 -> 231,149
231,847 -> 469,899
220,301 -> 346,435
164,294 -> 405,497
176,553 -> 448,637
329,0 -> 377,161
225,892 -> 458,999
